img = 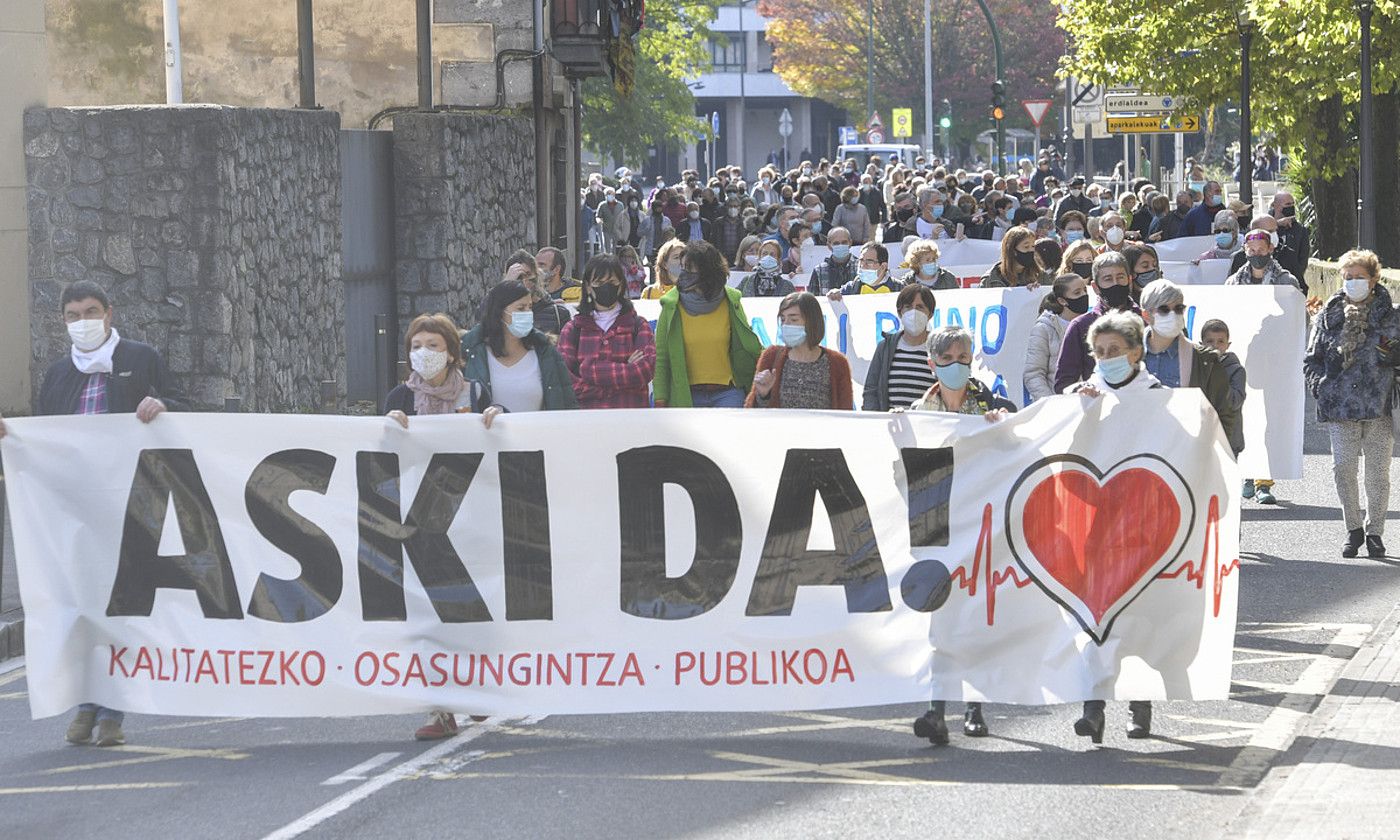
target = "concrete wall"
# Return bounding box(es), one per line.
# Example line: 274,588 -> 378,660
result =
0,0 -> 47,415
25,106 -> 344,412
1305,258 -> 1400,303
393,112 -> 537,335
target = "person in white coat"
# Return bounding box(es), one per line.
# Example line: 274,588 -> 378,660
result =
594,188 -> 631,253
1024,273 -> 1090,401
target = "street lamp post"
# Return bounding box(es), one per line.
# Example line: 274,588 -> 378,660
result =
971,0 -> 1005,175
1236,10 -> 1255,208
1357,0 -> 1376,249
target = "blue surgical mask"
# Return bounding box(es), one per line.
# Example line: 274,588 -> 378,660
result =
919,262 -> 939,277
759,255 -> 779,272
507,310 -> 534,338
1208,194 -> 1223,207
831,244 -> 851,260
1096,354 -> 1134,385
1215,232 -> 1234,249
779,324 -> 807,348
1065,230 -> 1085,244
858,268 -> 880,285
935,361 -> 971,391
932,205 -> 945,219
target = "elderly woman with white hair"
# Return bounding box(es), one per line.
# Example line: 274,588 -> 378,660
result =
1137,278 -> 1243,455
1198,210 -> 1241,261
906,325 -> 1016,746
903,239 -> 961,290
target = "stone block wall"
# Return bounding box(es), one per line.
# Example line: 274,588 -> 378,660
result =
393,112 -> 536,334
25,105 -> 344,412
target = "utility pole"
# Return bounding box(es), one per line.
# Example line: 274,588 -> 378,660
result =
162,0 -> 183,104
923,0 -> 933,156
971,0 -> 1005,175
296,0 -> 316,109
1358,0 -> 1376,249
866,0 -> 875,122
1237,10 -> 1255,207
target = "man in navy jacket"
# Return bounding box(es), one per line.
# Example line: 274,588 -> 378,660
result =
0,279 -> 185,748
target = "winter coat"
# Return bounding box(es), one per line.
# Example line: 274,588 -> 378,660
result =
1303,285 -> 1400,422
595,201 -> 631,251
557,308 -> 657,409
979,262 -> 1054,289
652,286 -> 763,407
1053,298 -> 1143,394
459,324 -> 579,411
1145,334 -> 1244,455
637,212 -> 674,259
736,272 -> 796,298
809,255 -> 858,295
37,337 -> 187,416
743,346 -> 854,409
1024,310 -> 1070,401
832,202 -> 872,244
903,269 -> 961,291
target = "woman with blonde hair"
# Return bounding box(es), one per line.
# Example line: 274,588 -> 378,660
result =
979,226 -> 1053,288
1059,240 -> 1098,280
734,234 -> 764,273
641,238 -> 687,300
903,239 -> 960,289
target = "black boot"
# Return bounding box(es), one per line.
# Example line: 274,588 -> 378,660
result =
1343,528 -> 1365,558
1074,700 -> 1106,744
1367,534 -> 1387,559
1127,701 -> 1152,739
963,702 -> 989,737
913,701 -> 949,745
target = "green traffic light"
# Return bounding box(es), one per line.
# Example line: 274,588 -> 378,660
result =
939,117 -> 951,129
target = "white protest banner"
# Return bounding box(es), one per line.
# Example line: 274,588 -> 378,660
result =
635,285 -> 1304,479
4,395 -> 1238,718
1162,259 -> 1233,286
1152,235 -> 1216,263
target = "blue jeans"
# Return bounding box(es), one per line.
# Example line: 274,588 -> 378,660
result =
690,386 -> 744,408
79,703 -> 124,724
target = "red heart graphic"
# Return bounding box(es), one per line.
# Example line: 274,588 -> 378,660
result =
1021,468 -> 1181,624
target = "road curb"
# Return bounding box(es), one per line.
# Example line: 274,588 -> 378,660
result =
1229,601 -> 1400,837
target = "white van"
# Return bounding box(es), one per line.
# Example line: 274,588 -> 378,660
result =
836,143 -> 923,168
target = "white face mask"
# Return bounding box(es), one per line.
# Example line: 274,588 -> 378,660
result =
901,309 -> 930,335
67,318 -> 108,351
1344,277 -> 1372,302
1153,312 -> 1183,339
1104,226 -> 1125,245
410,347 -> 449,380
1070,188 -> 1083,198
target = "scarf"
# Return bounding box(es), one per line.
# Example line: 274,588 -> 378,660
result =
406,368 -> 468,415
679,287 -> 724,316
755,268 -> 782,296
1338,296 -> 1374,370
72,327 -> 120,375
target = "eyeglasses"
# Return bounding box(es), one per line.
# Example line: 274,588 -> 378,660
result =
858,259 -> 882,268
1155,304 -> 1187,316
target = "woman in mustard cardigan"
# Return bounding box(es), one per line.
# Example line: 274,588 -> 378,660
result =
745,292 -> 854,409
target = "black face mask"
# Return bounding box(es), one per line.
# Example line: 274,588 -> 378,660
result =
1099,283 -> 1132,309
1135,269 -> 1160,286
1015,251 -> 1039,269
1248,254 -> 1272,270
1279,205 -> 1296,218
896,207 -> 915,222
1063,294 -> 1091,315
1072,263 -> 1093,280
593,284 -> 620,307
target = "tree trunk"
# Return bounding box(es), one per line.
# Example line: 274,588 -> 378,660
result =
1309,94 -> 1357,259
1372,85 -> 1400,266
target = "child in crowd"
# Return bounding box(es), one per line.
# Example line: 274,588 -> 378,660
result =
1200,319 -> 1262,501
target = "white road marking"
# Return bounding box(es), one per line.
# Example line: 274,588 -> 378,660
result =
1218,623 -> 1372,788
261,716 -> 536,840
321,752 -> 403,786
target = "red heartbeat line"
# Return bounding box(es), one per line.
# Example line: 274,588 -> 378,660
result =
948,503 -> 1033,626
1155,494 -> 1239,617
950,496 -> 1240,625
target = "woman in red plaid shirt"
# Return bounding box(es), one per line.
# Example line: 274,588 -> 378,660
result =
558,254 -> 658,409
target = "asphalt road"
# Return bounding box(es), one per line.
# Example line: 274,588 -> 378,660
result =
1,408 -> 1398,840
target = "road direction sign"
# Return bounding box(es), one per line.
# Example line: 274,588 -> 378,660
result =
1022,99 -> 1053,126
1106,94 -> 1178,114
1106,114 -> 1201,134
838,125 -> 858,145
891,108 -> 913,137
778,108 -> 793,138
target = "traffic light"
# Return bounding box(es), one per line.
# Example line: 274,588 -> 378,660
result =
939,98 -> 952,129
991,80 -> 1006,121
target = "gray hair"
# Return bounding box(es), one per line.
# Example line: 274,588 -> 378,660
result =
1091,251 -> 1130,284
1139,278 -> 1184,313
1087,310 -> 1145,353
1213,209 -> 1239,231
928,325 -> 973,357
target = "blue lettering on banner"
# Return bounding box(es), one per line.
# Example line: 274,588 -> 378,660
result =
1184,306 -> 1197,339
980,305 -> 1007,354
874,311 -> 900,340
751,317 -> 772,347
838,312 -> 849,355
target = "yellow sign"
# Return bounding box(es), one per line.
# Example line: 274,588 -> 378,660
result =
1106,114 -> 1201,134
891,108 -> 913,137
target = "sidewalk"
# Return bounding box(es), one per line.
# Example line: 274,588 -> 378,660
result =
0,491 -> 21,661
1237,605 -> 1400,839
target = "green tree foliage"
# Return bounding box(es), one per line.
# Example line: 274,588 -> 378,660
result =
1058,1 -> 1400,256
581,0 -> 720,166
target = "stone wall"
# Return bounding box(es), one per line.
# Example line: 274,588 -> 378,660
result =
25,105 -> 344,412
393,112 -> 537,334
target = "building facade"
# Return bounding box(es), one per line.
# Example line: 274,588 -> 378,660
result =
1,0 -> 47,415
663,1 -> 845,179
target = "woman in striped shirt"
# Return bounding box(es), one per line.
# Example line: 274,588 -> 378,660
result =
861,284 -> 937,411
